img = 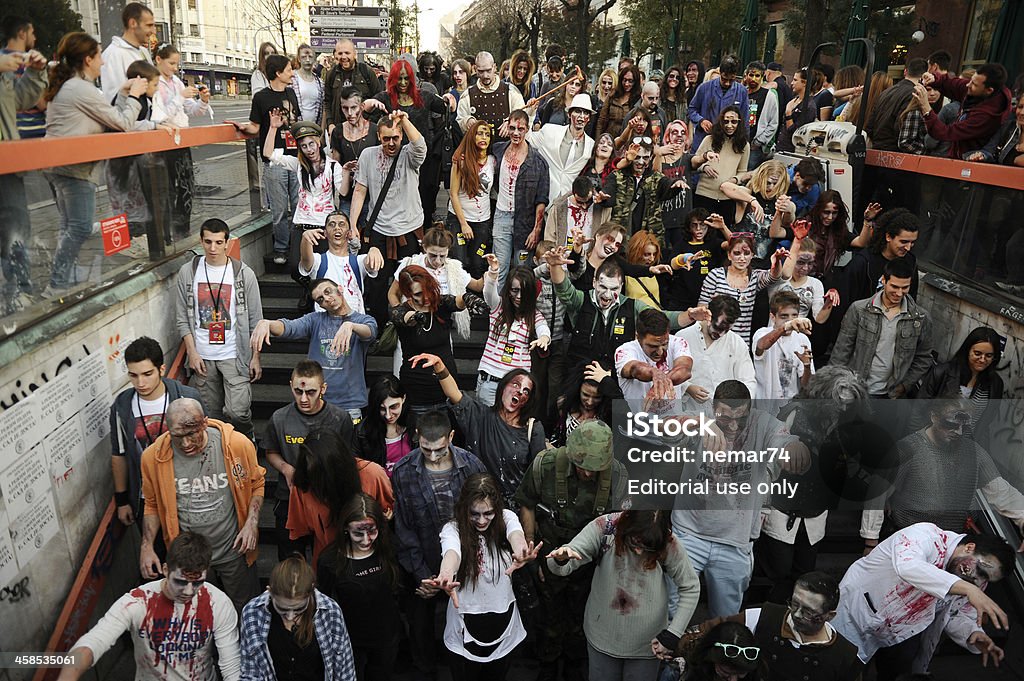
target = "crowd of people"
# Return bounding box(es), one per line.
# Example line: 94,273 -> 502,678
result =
2,5 -> 1023,681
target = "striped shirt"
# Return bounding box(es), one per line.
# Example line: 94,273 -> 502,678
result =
698,267 -> 778,343
479,304 -> 550,378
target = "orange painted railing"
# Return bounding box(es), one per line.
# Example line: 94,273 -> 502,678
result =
0,124 -> 250,175
865,149 -> 1023,191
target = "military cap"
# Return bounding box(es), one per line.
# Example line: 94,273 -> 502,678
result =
567,421 -> 613,471
290,120 -> 323,140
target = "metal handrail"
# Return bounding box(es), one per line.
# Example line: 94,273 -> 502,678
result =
0,124 -> 251,176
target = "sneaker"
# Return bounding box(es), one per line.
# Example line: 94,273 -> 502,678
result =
273,252 -> 287,265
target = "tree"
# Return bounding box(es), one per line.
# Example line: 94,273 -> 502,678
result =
783,0 -> 916,67
387,0 -> 408,53
2,0 -> 81,56
557,0 -> 617,73
618,0 -> 745,68
449,0 -> 530,65
255,0 -> 297,53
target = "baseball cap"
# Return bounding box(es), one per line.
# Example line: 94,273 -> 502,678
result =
567,421 -> 613,471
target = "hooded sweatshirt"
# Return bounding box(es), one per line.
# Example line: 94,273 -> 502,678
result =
141,419 -> 265,565
924,71 -> 1013,159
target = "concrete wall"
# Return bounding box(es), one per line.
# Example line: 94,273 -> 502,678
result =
0,223 -> 268,681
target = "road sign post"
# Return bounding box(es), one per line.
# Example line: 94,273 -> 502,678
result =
309,5 -> 391,54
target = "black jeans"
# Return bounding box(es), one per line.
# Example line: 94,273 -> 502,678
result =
353,639 -> 398,681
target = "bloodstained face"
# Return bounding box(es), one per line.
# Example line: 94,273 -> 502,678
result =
346,518 -> 378,553
500,374 -> 533,413
162,568 -> 207,603
639,331 -> 670,363
291,375 -> 326,414
947,546 -> 1003,588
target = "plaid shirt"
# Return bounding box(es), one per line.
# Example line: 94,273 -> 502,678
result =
897,108 -> 926,155
240,590 -> 355,681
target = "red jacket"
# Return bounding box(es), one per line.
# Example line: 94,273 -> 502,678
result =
924,72 -> 1012,159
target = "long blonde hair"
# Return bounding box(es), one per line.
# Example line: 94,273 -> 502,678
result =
269,556 -> 316,648
748,160 -> 790,200
843,72 -> 893,125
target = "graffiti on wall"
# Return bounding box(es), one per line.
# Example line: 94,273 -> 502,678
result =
0,343 -> 94,413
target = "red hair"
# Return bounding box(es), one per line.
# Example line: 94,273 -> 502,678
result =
386,60 -> 423,110
397,264 -> 441,312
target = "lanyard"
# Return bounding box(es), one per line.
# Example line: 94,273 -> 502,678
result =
204,258 -> 229,321
136,390 -> 168,447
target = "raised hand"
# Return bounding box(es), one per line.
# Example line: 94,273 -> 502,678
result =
422,574 -> 461,608
786,317 -> 813,335
583,361 -> 611,384
484,253 -> 500,274
548,545 -> 583,563
529,335 -> 551,352
824,288 -> 840,308
543,246 -> 574,268
791,219 -> 811,240
687,305 -> 712,322
410,353 -> 445,371
864,202 -> 883,221
794,345 -> 813,366
268,108 -> 286,129
770,246 -> 791,270
506,540 -> 544,575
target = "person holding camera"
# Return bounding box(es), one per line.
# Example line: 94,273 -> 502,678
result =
514,420 -> 630,681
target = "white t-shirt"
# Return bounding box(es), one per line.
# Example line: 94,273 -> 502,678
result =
769,276 -> 825,320
193,258 -> 237,361
299,252 -> 376,314
295,75 -> 320,122
73,579 -> 240,681
440,510 -> 527,661
496,153 -> 520,213
131,392 -> 170,448
450,156 -> 495,223
614,336 -> 691,411
752,326 -> 813,400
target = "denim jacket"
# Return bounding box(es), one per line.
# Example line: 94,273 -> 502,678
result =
830,292 -> 933,395
391,445 -> 487,580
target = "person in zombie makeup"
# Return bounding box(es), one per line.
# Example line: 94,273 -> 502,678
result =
392,410 -> 488,681
262,360 -> 355,560
58,532 -> 241,681
139,398 -> 265,611
423,473 -> 542,681
543,247 -> 710,372
289,44 -> 324,125
832,523 -> 1013,680
408,353 -> 547,509
239,554 -> 355,681
546,510 -> 699,681
676,571 -> 863,681
317,494 -> 401,681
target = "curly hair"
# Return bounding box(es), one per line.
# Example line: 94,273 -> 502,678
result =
625,230 -> 661,265
709,105 -> 748,154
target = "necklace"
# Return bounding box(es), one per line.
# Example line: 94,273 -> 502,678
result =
135,390 -> 169,447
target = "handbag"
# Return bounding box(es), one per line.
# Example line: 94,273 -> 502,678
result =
369,320 -> 398,356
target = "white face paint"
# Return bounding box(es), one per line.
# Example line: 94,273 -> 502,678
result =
594,273 -> 623,309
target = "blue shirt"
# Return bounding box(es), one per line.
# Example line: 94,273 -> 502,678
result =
787,166 -> 821,217
687,78 -> 750,150
279,311 -> 377,410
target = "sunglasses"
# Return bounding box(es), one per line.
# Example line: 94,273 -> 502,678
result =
632,136 -> 653,145
715,642 -> 759,661
730,232 -> 754,239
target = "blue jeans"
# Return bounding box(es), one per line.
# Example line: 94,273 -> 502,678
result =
475,372 -> 501,407
748,144 -> 767,171
46,173 -> 96,289
264,161 -> 298,252
0,172 -> 32,295
666,530 -> 753,619
492,208 -> 514,292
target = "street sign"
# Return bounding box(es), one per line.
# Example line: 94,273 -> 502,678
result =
309,5 -> 390,53
310,36 -> 390,52
311,26 -> 387,39
101,214 -> 130,256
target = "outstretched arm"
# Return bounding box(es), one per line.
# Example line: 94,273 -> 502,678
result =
410,353 -> 464,404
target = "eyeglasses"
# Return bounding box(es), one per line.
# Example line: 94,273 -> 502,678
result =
787,599 -> 827,620
730,232 -> 754,239
714,642 -> 760,661
632,136 -> 653,145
